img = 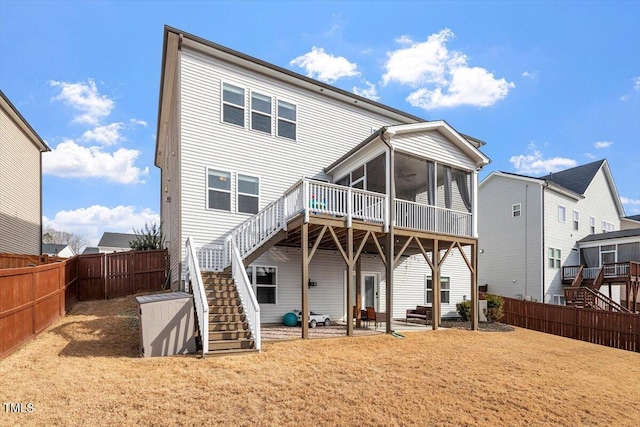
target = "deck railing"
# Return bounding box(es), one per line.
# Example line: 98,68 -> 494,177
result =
184,237 -> 209,355
563,262 -> 639,283
395,199 -> 472,237
564,286 -> 630,313
230,240 -> 261,351
197,244 -> 225,272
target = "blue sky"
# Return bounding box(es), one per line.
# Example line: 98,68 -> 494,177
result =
1,1 -> 639,246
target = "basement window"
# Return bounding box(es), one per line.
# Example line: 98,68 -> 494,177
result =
246,266 -> 277,304
425,276 -> 450,304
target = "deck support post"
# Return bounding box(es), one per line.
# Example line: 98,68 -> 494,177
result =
355,256 -> 362,328
346,227 -> 354,337
301,222 -> 309,339
432,239 -> 440,330
471,242 -> 478,331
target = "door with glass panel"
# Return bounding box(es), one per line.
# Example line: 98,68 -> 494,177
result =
346,272 -> 379,311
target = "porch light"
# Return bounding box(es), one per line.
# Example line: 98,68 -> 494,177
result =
308,279 -> 318,288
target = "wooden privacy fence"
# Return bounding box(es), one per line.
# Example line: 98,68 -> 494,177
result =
0,257 -> 79,359
0,252 -> 61,269
77,249 -> 168,300
501,297 -> 640,352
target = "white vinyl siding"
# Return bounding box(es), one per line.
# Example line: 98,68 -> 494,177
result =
391,131 -> 477,171
0,105 -> 42,255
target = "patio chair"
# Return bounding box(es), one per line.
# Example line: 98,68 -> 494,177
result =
366,307 -> 377,329
353,306 -> 368,327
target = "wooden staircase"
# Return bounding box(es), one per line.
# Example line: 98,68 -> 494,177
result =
202,272 -> 256,353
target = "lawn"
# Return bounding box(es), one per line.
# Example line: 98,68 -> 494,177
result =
1,296 -> 639,426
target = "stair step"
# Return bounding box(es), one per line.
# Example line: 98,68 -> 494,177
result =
209,330 -> 252,341
209,321 -> 248,332
210,313 -> 245,322
209,305 -> 244,318
202,277 -> 234,286
208,339 -> 254,351
204,348 -> 259,357
208,298 -> 241,307
206,290 -> 238,299
204,284 -> 236,292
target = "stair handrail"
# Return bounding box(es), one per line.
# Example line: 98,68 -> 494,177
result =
592,265 -> 605,290
185,237 -> 209,355
583,287 -> 631,313
571,265 -> 584,287
230,239 -> 261,350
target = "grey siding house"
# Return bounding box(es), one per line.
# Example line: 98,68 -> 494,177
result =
0,91 -> 50,255
478,160 -> 627,304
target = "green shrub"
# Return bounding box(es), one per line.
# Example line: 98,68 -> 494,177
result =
483,294 -> 504,322
456,300 -> 472,321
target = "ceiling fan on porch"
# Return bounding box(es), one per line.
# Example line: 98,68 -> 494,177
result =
396,172 -> 417,182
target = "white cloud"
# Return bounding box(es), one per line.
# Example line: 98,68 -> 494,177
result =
621,197 -> 640,215
44,205 -> 160,247
509,143 -> 576,175
634,76 -> 640,91
521,71 -> 538,79
353,80 -> 379,101
594,140 -> 613,149
49,79 -> 114,125
82,122 -> 124,146
130,118 -> 148,127
382,29 -> 514,110
290,46 -> 360,83
43,140 -> 149,184
584,152 -> 596,160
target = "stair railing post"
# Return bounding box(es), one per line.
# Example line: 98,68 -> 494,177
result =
347,187 -> 353,228
303,180 -> 310,223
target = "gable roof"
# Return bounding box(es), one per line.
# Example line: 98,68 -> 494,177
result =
82,246 -> 100,254
625,214 -> 640,222
42,243 -> 72,255
539,159 -> 605,195
155,26 -> 486,167
98,232 -> 137,248
0,90 -> 50,152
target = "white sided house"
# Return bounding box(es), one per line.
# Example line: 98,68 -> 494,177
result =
478,159 -> 638,312
0,90 -> 50,255
155,26 -> 490,354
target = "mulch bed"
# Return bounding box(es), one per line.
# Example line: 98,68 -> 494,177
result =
441,320 -> 515,332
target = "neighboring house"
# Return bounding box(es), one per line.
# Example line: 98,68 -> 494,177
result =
155,24 -> 490,351
0,90 -> 50,255
97,232 -> 137,253
621,214 -> 640,230
478,159 -> 628,305
41,243 -> 75,258
574,228 -> 640,310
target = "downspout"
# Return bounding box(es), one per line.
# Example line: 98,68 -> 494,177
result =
541,183 -> 546,303
380,127 -> 394,334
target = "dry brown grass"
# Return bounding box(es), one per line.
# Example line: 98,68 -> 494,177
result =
1,296 -> 639,426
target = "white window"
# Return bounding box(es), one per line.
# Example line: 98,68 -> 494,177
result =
277,100 -> 297,140
558,205 -> 566,223
548,247 -> 561,269
222,83 -> 245,127
425,276 -> 450,304
601,221 -> 614,233
250,92 -> 271,134
246,266 -> 277,304
573,210 -> 579,231
512,203 -> 522,217
553,295 -> 565,305
590,216 -> 596,234
237,174 -> 259,214
207,169 -> 231,211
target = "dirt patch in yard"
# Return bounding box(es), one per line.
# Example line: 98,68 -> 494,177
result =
1,295 -> 639,426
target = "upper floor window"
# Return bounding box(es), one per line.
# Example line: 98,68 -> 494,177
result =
590,216 -> 596,234
277,100 -> 297,140
237,174 -> 259,214
548,247 -> 561,269
573,210 -> 579,231
558,205 -> 566,223
222,83 -> 245,127
251,92 -> 271,134
512,203 -> 522,217
601,220 -> 615,233
207,169 -> 231,211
